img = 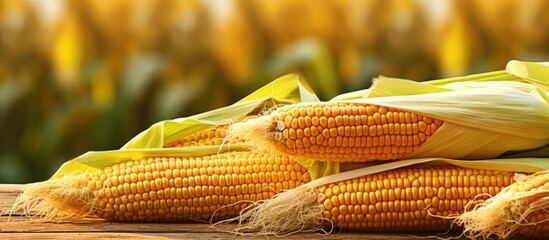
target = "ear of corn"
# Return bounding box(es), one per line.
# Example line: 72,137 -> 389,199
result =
216,157 -> 549,237
230,77 -> 549,162
316,167 -> 512,232
11,151 -> 311,222
259,102 -> 444,162
275,102 -> 441,161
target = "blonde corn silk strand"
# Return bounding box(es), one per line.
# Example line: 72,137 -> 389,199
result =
212,186 -> 327,236
8,173 -> 97,221
226,107 -> 281,155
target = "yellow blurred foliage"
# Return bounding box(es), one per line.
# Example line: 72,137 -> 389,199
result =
439,16 -> 469,77
52,15 -> 84,89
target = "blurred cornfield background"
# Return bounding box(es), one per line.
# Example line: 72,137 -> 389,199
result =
2,0 -> 549,183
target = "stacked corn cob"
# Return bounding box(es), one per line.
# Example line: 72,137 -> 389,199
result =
264,102 -> 443,161
317,167 -> 510,232
9,61 -> 549,239
14,151 -> 310,222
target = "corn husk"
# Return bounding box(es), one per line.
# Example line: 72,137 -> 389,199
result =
215,157 -> 549,236
232,60 -> 549,161
333,60 -> 549,99
50,74 -> 340,180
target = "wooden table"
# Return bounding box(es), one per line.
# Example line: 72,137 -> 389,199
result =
0,184 -> 467,239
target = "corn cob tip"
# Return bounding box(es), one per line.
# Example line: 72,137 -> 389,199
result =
453,172 -> 549,239
213,185 -> 326,236
9,174 -> 96,221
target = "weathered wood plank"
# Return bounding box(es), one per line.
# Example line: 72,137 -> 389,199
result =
1,216 -> 217,233
0,232 -> 432,240
0,184 -> 21,214
0,215 -> 451,239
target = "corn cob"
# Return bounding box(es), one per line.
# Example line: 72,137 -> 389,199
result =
317,167 -> 511,232
163,116 -> 256,148
225,166 -> 518,235
13,151 -> 311,222
456,171 -> 549,239
163,125 -> 238,147
232,102 -> 444,162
